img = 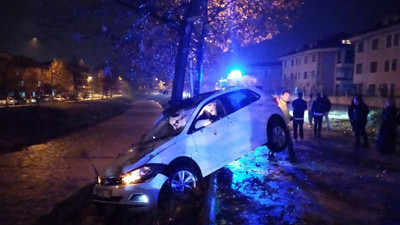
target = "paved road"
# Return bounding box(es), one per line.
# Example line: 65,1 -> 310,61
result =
0,100 -> 163,225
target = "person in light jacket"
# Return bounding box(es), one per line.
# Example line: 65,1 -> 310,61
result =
278,90 -> 292,124
268,90 -> 296,162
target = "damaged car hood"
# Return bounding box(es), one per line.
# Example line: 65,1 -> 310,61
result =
101,136 -> 176,177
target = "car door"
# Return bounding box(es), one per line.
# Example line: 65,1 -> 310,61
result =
222,89 -> 263,157
188,97 -> 235,176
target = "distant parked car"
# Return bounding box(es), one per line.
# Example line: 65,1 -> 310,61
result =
39,94 -> 52,102
19,96 -> 37,104
53,95 -> 65,102
26,97 -> 37,104
0,97 -> 16,106
93,87 -> 289,210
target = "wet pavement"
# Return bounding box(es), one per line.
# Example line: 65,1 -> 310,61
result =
0,100 -> 163,225
2,100 -> 400,225
215,125 -> 400,225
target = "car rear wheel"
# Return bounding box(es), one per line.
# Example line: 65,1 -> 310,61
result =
266,117 -> 288,152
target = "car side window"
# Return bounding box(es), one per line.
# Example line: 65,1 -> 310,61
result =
223,90 -> 260,114
196,99 -> 226,122
191,99 -> 227,131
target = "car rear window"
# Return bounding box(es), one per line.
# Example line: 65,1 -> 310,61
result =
223,89 -> 260,114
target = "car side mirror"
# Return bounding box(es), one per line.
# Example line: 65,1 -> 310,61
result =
195,119 -> 212,130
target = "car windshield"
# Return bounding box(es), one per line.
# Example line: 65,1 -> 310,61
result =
142,107 -> 195,143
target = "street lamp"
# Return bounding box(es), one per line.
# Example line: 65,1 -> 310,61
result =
87,76 -> 92,99
28,37 -> 39,60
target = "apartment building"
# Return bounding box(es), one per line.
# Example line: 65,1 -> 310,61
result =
350,16 -> 400,97
279,34 -> 354,96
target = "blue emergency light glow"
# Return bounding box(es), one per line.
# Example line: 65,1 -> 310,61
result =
227,69 -> 243,80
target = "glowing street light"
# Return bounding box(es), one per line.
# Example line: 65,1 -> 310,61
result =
87,76 -> 93,99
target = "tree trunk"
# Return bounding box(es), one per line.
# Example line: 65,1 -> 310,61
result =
194,0 -> 207,96
170,20 -> 193,105
170,0 -> 200,105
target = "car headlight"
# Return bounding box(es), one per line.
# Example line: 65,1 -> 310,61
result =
120,164 -> 164,185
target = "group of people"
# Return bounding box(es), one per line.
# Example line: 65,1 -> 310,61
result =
277,90 -> 400,156
346,95 -> 400,154
279,90 -> 332,141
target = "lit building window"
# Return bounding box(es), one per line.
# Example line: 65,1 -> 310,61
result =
341,39 -> 351,44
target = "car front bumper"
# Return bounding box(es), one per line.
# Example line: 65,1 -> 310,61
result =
93,173 -> 168,210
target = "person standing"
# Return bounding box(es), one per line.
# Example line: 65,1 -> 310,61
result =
348,95 -> 369,148
307,94 -> 314,128
269,90 -> 296,162
312,93 -> 324,138
322,94 -> 332,131
278,90 -> 292,124
292,92 -> 307,141
376,98 -> 399,154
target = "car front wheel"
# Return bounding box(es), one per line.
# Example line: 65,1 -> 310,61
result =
266,117 -> 288,152
169,167 -> 198,197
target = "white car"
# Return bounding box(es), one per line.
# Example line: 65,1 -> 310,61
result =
53,95 -> 65,102
93,87 -> 289,209
0,97 -> 16,106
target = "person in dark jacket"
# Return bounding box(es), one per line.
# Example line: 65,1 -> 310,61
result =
312,93 -> 324,138
376,98 -> 399,154
322,94 -> 332,131
292,92 -> 307,141
348,95 -> 369,148
307,94 -> 314,128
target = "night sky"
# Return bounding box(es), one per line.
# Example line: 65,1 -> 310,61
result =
233,0 -> 400,70
1,0 -> 400,71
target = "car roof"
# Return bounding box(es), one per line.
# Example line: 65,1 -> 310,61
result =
164,90 -> 219,115
163,87 -> 260,115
